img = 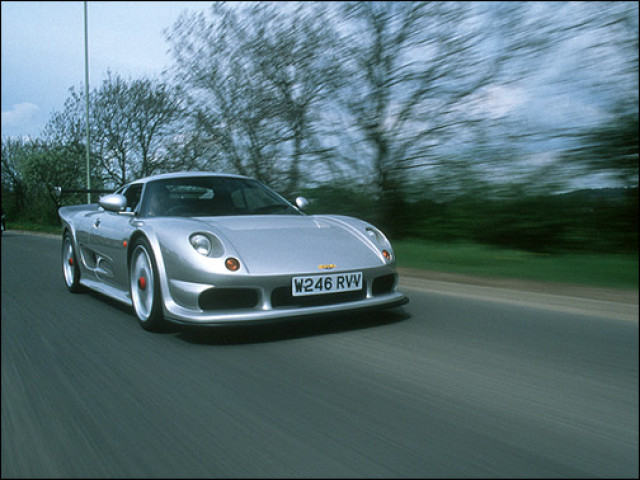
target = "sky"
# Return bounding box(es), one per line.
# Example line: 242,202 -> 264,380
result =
1,1 -> 636,190
1,1 -> 212,138
1,1 -> 604,141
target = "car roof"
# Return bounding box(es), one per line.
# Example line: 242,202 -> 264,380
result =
128,171 -> 250,186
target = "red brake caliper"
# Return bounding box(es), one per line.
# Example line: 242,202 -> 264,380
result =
138,277 -> 147,290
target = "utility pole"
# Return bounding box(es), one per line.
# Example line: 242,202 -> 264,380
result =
84,1 -> 91,203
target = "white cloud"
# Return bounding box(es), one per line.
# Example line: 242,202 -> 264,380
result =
478,85 -> 529,119
525,151 -> 557,167
1,102 -> 40,129
458,84 -> 530,121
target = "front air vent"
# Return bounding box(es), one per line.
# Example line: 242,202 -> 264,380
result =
198,288 -> 259,311
372,274 -> 396,296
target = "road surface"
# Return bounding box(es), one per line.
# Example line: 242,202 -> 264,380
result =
2,232 -> 638,478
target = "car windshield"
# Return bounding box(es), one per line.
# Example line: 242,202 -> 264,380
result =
140,176 -> 300,218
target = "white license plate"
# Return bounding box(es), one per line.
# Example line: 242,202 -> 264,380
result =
292,272 -> 363,297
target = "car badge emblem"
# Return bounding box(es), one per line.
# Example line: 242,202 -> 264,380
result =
318,264 -> 336,270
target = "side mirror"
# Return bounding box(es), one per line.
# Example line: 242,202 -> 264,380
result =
295,196 -> 309,211
99,194 -> 128,213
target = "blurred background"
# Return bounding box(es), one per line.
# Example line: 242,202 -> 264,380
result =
1,1 -> 637,256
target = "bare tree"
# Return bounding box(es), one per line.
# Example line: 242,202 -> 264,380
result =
168,5 -> 280,185
128,77 -> 183,178
90,72 -> 182,186
43,74 -> 182,189
474,1 -> 638,191
241,3 -> 343,194
42,87 -> 103,189
333,1 -> 497,234
166,2 -> 342,194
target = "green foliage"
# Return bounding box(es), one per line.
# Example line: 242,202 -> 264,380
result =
21,142 -> 86,223
1,136 -> 89,225
300,184 -> 377,222
561,109 -> 639,187
304,183 -> 638,255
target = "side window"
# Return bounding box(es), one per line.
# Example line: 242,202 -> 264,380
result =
230,189 -> 247,209
123,184 -> 143,212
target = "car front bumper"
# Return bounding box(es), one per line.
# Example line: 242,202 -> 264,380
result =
161,266 -> 408,325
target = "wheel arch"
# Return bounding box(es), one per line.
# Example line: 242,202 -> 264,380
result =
61,222 -> 81,264
61,221 -> 76,243
127,230 -> 168,331
126,230 -> 170,306
127,230 -> 150,269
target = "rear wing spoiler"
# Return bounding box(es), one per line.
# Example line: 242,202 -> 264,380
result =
54,187 -> 114,197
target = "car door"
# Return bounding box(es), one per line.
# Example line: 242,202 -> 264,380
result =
89,184 -> 142,290
74,208 -> 102,280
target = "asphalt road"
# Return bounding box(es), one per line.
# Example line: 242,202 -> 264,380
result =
2,232 -> 638,478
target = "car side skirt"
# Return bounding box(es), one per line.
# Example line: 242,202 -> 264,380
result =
80,278 -> 132,306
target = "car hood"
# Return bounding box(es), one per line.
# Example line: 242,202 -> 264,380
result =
198,215 -> 385,275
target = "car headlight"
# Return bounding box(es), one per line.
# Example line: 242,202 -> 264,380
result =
365,227 -> 378,240
190,234 -> 212,256
365,226 -> 393,262
365,226 -> 389,244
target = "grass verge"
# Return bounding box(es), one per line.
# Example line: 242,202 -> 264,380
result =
394,239 -> 638,290
8,222 -> 62,235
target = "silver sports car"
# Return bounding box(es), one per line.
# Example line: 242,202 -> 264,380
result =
59,172 -> 408,331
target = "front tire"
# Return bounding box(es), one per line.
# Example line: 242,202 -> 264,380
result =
130,238 -> 165,331
62,232 -> 83,293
